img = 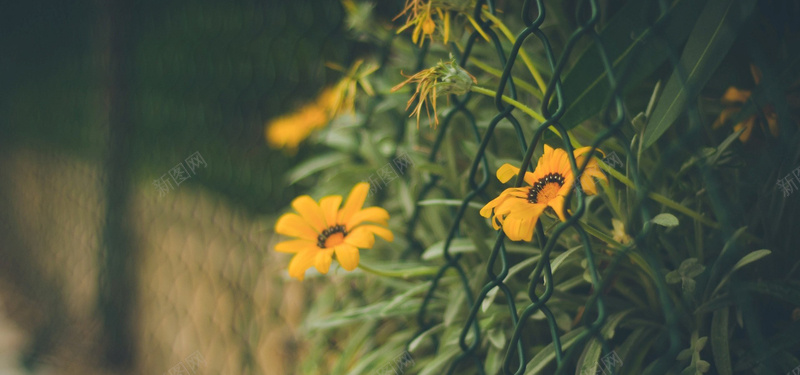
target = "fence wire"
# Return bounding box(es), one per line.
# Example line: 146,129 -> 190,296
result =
402,0 -> 724,373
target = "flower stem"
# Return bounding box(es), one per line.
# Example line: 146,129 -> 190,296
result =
469,58 -> 542,99
599,163 -> 720,229
357,263 -> 440,279
470,85 -> 582,149
470,85 -> 546,123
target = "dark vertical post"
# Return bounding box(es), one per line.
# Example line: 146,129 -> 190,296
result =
99,0 -> 137,369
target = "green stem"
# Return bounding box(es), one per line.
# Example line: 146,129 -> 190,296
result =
578,221 -> 656,280
469,85 -> 582,149
357,263 -> 440,279
469,58 -> 542,99
579,221 -> 621,247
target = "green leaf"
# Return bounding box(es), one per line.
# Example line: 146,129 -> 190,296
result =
711,249 -> 771,296
729,249 -> 771,274
554,0 -> 706,129
286,153 -> 351,184
742,282 -> 800,306
524,327 -> 587,374
550,245 -> 583,275
417,346 -> 461,375
652,213 -> 680,227
643,0 -> 758,148
421,238 -> 478,260
711,308 -> 733,375
575,310 -> 635,375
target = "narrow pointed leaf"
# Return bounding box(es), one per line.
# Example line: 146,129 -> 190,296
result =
643,0 -> 758,148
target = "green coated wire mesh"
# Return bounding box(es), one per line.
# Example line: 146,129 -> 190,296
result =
2,0 -> 799,374
397,0 -> 798,374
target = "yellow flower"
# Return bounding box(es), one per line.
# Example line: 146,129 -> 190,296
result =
391,58 -> 476,128
265,60 -> 377,151
395,0 -> 450,46
480,145 -> 607,241
325,59 -> 378,117
274,182 -> 394,280
265,87 -> 337,151
712,64 -> 778,142
611,218 -> 632,245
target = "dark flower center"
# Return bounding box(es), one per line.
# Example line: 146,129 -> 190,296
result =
317,225 -> 348,248
527,173 -> 565,203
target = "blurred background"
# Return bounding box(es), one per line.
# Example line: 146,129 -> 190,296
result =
0,0 -> 355,373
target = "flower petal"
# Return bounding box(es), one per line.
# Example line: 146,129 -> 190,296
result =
360,225 -> 394,242
275,213 -> 320,241
314,248 -> 335,274
502,204 -> 545,241
736,117 -> 755,142
346,206 -> 390,230
334,244 -> 360,271
275,239 -> 317,253
765,110 -> 779,136
722,87 -> 750,104
547,195 -> 568,221
338,182 -> 370,224
291,195 -> 327,232
713,108 -> 739,129
497,163 -> 521,183
344,227 -> 375,248
319,195 -> 343,227
288,249 -> 317,280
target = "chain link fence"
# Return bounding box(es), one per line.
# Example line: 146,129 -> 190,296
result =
1,0 -> 799,374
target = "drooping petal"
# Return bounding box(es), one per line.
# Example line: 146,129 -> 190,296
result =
346,206 -> 390,230
319,195 -> 343,227
314,248 -> 335,274
275,213 -> 320,241
344,227 -> 375,248
502,204 -> 545,242
496,163 -> 535,185
547,195 -> 568,221
338,182 -> 370,224
497,163 -> 521,183
288,249 -> 317,280
765,110 -> 779,136
750,64 -> 762,85
334,244 -> 360,271
291,195 -> 327,232
481,192 -> 510,218
736,117 -> 755,142
713,108 -> 740,129
578,163 -> 607,195
275,239 -> 317,254
359,225 -> 394,242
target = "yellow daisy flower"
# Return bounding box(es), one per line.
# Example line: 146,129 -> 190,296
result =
274,182 -> 394,280
394,0 -> 483,46
480,145 -> 607,242
266,60 -> 378,151
712,64 -> 779,142
265,87 -> 338,151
